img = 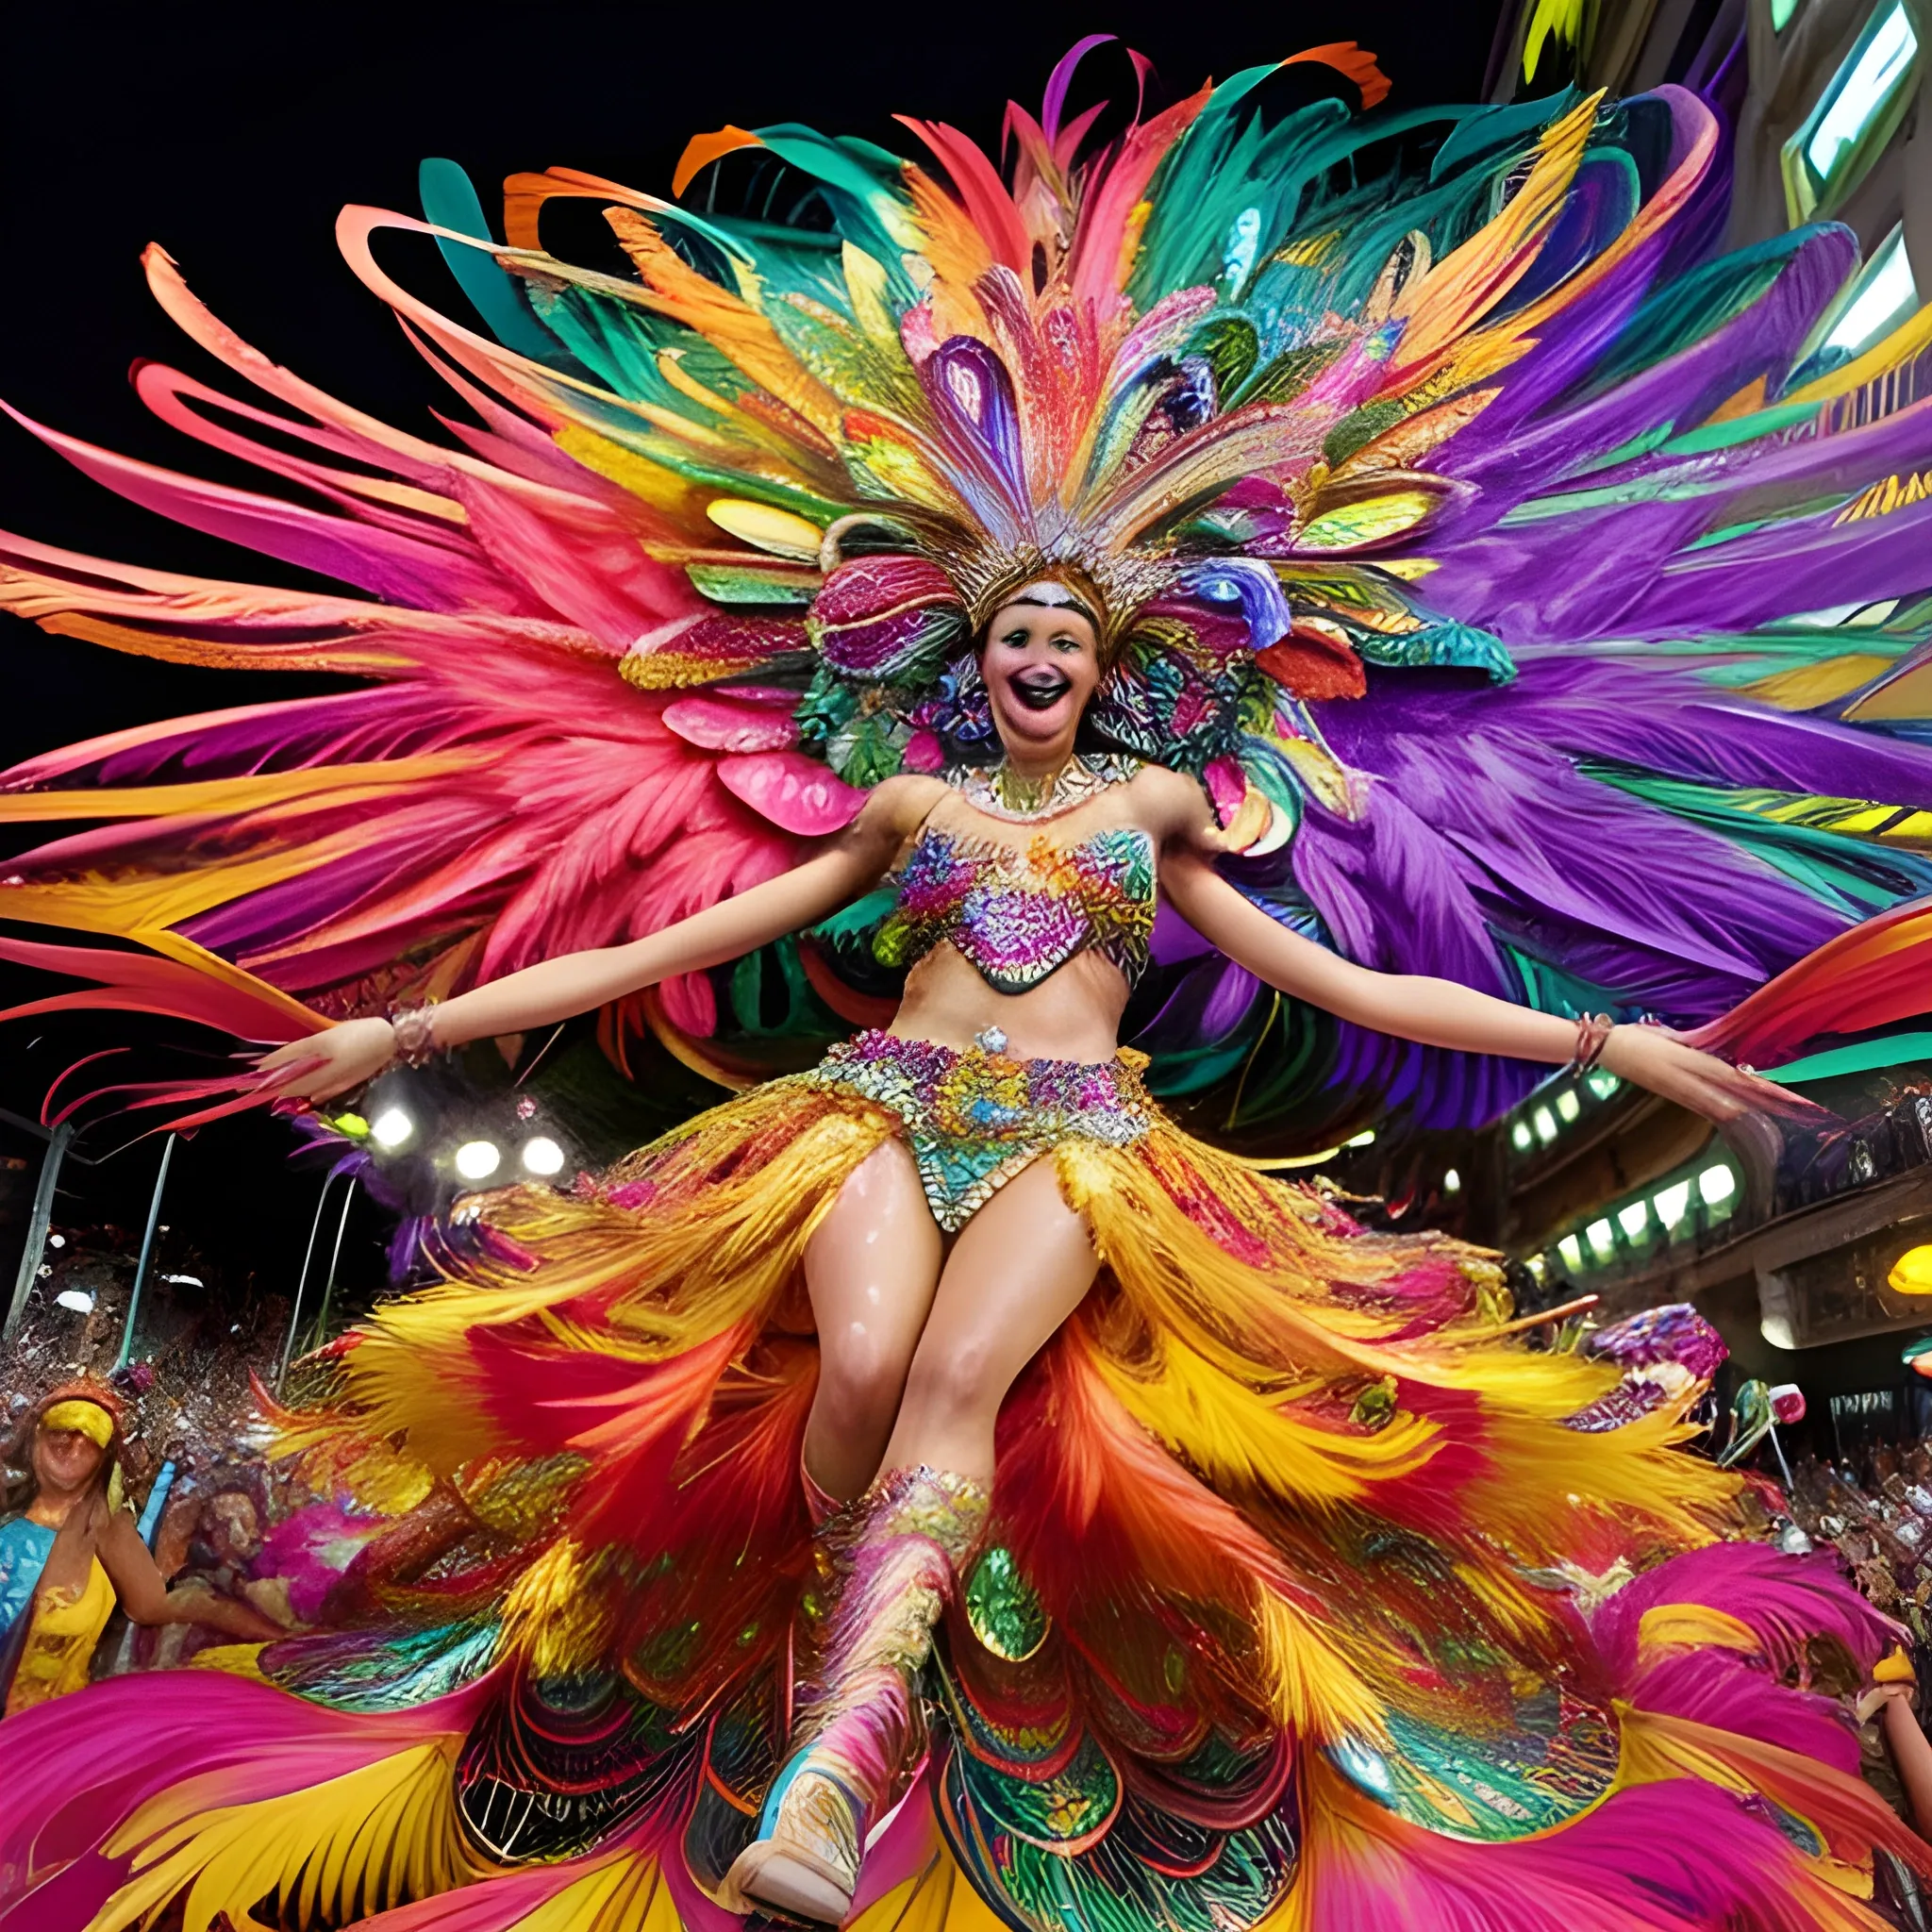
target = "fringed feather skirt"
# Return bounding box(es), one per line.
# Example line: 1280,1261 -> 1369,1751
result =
1,1034 -> 1923,1932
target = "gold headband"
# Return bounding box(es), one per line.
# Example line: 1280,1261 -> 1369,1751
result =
41,1399 -> 114,1448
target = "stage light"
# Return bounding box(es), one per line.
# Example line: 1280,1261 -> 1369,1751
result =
1890,1244 -> 1932,1294
371,1108 -> 415,1150
521,1137 -> 565,1176
454,1140 -> 502,1180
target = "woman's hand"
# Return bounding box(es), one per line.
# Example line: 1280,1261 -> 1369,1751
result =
255,1017 -> 396,1103
1599,1024 -> 1815,1124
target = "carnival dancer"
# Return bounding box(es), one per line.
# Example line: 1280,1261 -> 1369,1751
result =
3,38 -> 1932,1932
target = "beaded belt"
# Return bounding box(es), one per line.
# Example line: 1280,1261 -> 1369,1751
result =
802,1028 -> 1153,1231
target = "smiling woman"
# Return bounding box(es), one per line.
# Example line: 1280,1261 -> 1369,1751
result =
3,26 -> 1932,1932
0,1382 -> 277,1715
983,583 -> 1109,726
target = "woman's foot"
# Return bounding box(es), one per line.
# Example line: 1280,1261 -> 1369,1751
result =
722,1757 -> 862,1924
740,1850 -> 853,1924
721,1467 -> 989,1921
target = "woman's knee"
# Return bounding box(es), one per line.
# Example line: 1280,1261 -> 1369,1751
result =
898,1332 -> 1000,1434
815,1330 -> 916,1438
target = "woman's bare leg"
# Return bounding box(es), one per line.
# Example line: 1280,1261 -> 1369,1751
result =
739,1157 -> 1093,1924
801,1139 -> 943,1502
878,1156 -> 1098,1482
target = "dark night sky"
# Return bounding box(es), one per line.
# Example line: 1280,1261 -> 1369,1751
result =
0,1 -> 1502,1295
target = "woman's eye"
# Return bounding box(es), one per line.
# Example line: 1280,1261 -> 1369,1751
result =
1001,628 -> 1029,647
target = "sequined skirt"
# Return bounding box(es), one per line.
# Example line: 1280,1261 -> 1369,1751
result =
800,1029 -> 1154,1231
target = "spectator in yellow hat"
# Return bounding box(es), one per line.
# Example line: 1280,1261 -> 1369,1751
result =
0,1380 -> 279,1713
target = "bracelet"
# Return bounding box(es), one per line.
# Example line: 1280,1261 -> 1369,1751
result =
1568,1012 -> 1614,1076
389,1004 -> 440,1068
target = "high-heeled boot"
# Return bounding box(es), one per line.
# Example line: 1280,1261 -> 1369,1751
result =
721,1462 -> 989,1923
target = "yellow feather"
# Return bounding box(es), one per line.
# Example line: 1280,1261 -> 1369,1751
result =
1637,1602 -> 1762,1657
92,1737 -> 488,1932
1388,93 -> 1597,387
1254,1589 -> 1390,1744
325,1096 -> 890,1472
1093,1332 -> 1443,1511
498,1537 -> 620,1676
0,754 -> 477,824
605,208 -> 845,441
556,424 -> 708,521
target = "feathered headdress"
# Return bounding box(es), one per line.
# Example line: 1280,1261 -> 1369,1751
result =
3,39 -> 1932,1148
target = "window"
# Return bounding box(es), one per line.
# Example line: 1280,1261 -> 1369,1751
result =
1807,225 -> 1922,378
1654,1178 -> 1692,1230
1782,0 -> 1921,224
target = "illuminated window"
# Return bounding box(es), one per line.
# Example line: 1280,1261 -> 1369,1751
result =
1586,1217 -> 1616,1260
1698,1164 -> 1739,1224
1617,1201 -> 1650,1239
1558,1233 -> 1584,1271
1524,1254 -> 1545,1278
1556,1089 -> 1581,1123
1698,1164 -> 1736,1206
1585,1070 -> 1621,1101
1533,1106 -> 1558,1144
1782,0 -> 1921,224
1654,1178 -> 1692,1230
1512,1121 -> 1534,1152
1797,225 -> 1922,384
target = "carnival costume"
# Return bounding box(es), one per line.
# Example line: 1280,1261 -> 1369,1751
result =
7,35 -> 1932,1932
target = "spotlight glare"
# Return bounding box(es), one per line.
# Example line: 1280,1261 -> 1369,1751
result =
521,1136 -> 565,1176
454,1140 -> 502,1181
371,1108 -> 415,1150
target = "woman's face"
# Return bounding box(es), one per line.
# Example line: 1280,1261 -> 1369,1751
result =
32,1422 -> 107,1498
981,596 -> 1104,757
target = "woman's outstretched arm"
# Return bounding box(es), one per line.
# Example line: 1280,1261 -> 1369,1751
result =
260,776 -> 936,1101
1159,847 -> 1796,1124
94,1504 -> 284,1641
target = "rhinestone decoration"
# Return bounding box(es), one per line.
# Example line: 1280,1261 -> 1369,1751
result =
803,1030 -> 1153,1231
950,753 -> 1144,824
874,825 -> 1156,995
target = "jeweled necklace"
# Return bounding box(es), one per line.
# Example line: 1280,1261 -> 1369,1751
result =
953,752 -> 1138,823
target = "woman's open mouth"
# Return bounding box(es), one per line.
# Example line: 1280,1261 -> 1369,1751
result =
1008,667 -> 1072,712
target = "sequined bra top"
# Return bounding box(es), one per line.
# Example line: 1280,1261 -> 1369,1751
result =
874,822 -> 1158,994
